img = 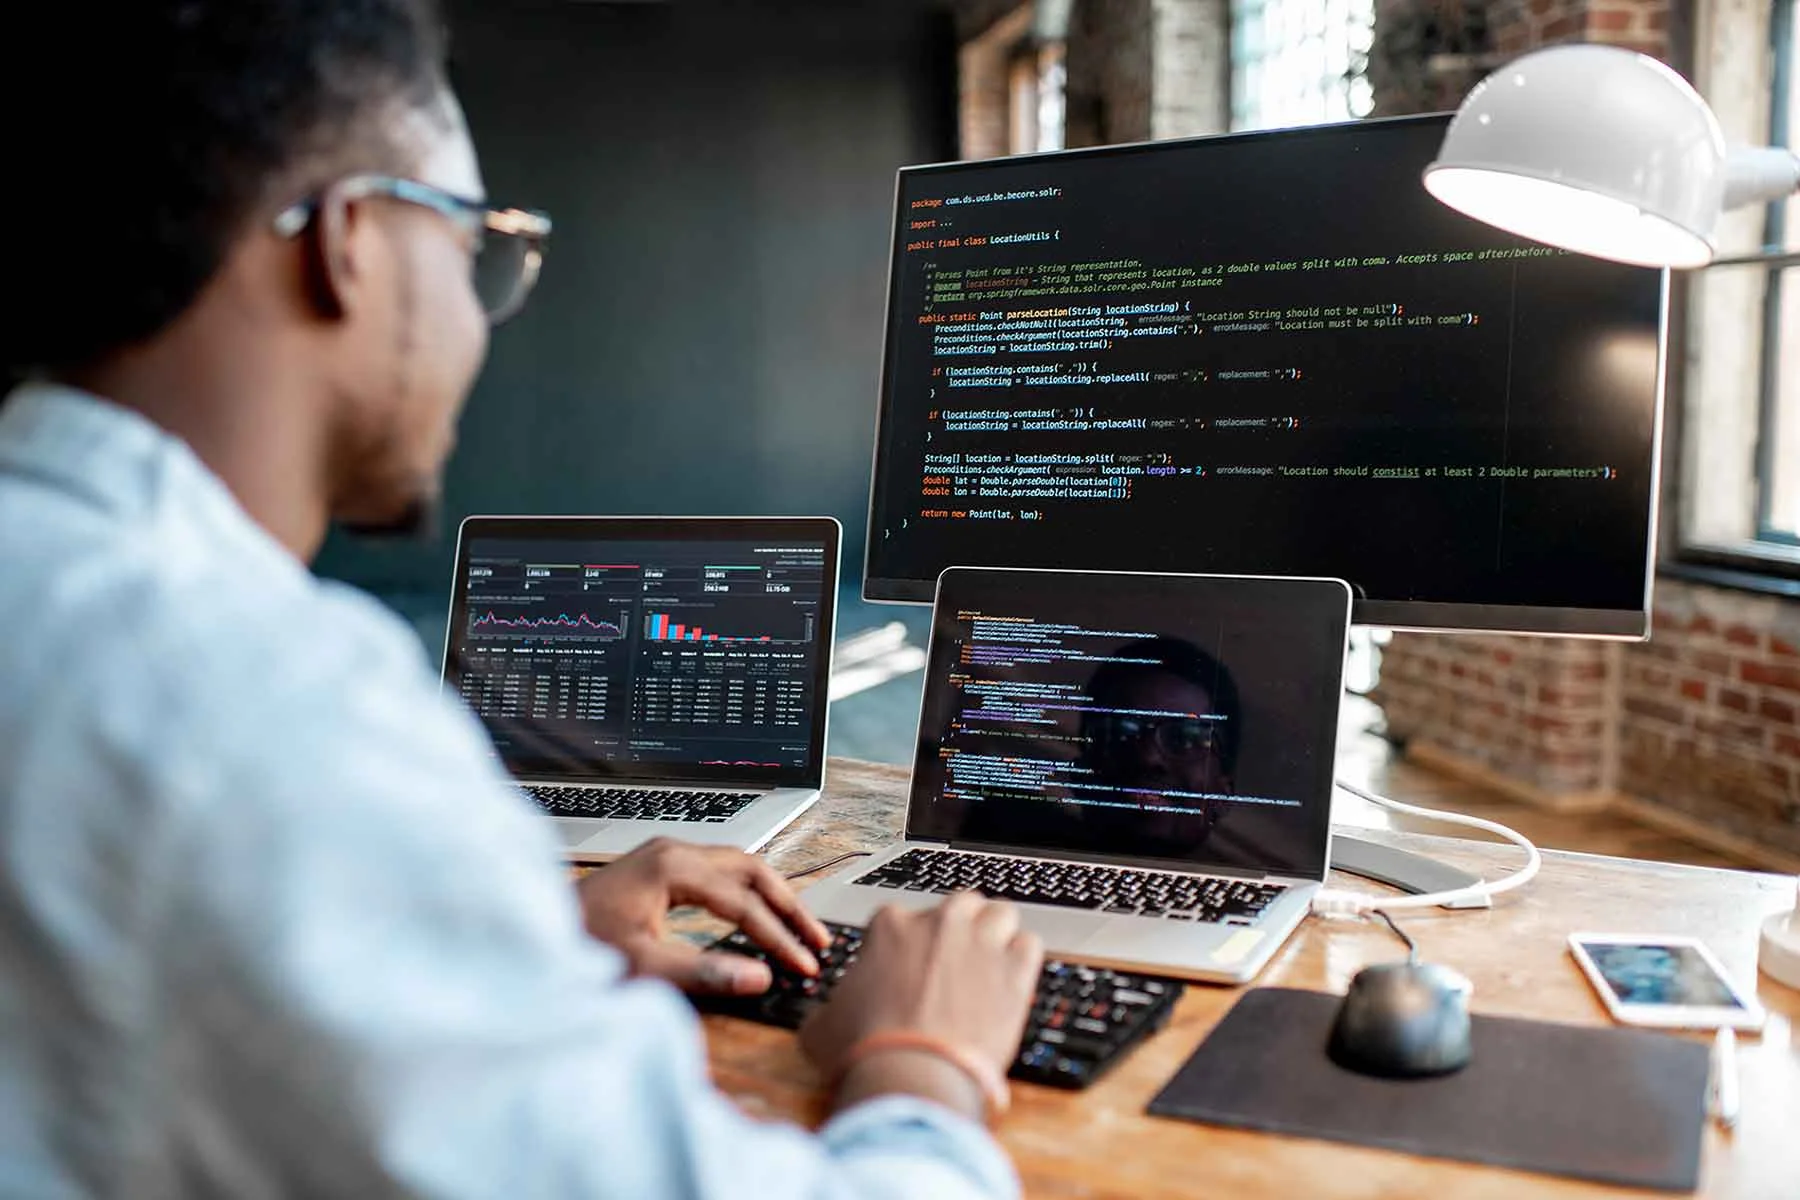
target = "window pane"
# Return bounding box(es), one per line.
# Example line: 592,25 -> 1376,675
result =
1783,0 -> 1798,254
1230,0 -> 1375,131
1759,0 -> 1798,541
1768,269 -> 1800,538
1037,48 -> 1066,153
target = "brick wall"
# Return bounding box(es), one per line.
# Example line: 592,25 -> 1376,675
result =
1489,0 -> 1668,57
1619,580 -> 1800,858
1369,0 -> 1495,117
1378,635 -> 1617,799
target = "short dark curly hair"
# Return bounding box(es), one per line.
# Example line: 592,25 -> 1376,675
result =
1,1 -> 448,381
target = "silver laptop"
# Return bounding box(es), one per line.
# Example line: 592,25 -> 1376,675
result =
805,567 -> 1349,983
443,516 -> 840,862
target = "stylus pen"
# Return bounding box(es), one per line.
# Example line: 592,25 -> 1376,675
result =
1710,1027 -> 1740,1131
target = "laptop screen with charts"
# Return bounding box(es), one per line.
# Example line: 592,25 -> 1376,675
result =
908,568 -> 1348,880
444,517 -> 839,791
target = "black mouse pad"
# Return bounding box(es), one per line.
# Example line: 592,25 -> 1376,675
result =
1147,987 -> 1709,1192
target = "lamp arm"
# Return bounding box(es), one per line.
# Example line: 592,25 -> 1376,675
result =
1723,145 -> 1800,211
1707,248 -> 1800,269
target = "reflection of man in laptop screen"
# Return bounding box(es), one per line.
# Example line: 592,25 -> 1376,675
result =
1077,637 -> 1239,854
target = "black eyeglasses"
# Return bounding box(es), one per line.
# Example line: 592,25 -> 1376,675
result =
273,174 -> 552,325
1092,715 -> 1223,758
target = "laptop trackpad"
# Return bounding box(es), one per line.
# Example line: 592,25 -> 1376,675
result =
1010,907 -> 1117,956
1082,919 -> 1234,963
554,819 -> 613,847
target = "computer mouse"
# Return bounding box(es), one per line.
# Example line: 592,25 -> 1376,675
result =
1327,961 -> 1474,1079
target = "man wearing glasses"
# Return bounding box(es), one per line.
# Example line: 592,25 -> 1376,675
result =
0,3 -> 1039,1196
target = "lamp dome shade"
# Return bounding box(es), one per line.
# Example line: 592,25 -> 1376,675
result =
1423,45 -> 1725,268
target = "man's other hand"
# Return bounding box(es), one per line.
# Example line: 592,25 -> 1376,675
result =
799,892 -> 1042,1111
576,839 -> 832,995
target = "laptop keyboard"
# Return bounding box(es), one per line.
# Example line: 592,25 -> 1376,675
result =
853,848 -> 1286,924
695,921 -> 1185,1089
524,785 -> 758,823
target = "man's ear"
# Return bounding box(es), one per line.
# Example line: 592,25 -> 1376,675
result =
300,185 -> 367,323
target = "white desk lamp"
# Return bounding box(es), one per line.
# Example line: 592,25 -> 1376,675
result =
1423,44 -> 1799,269
1422,43 -> 1800,991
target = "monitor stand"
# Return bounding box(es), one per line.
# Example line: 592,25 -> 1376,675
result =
1327,834 -> 1492,909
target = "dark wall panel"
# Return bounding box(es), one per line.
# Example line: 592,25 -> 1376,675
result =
316,0 -> 956,599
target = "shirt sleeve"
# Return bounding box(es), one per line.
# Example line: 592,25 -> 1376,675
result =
147,601 -> 1018,1200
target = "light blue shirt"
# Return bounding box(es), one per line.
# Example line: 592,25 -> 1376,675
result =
0,384 -> 1016,1199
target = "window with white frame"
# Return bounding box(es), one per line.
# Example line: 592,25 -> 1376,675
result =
1757,0 -> 1798,543
1229,0 -> 1375,131
1683,0 -> 1800,568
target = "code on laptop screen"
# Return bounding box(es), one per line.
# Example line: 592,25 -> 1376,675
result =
908,569 -> 1348,878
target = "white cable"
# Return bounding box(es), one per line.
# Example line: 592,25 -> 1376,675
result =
1311,779 -> 1542,916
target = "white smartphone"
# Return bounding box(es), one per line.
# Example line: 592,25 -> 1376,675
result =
1568,933 -> 1766,1031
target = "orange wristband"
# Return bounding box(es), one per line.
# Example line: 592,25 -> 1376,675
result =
836,1029 -> 1011,1119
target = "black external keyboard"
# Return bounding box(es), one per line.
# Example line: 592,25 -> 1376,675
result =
853,848 -> 1286,924
525,786 -> 758,822
695,921 -> 1185,1089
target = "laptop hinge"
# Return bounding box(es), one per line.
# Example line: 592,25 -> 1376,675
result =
514,777 -> 772,792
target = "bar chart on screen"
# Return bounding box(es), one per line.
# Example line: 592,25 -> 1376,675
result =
642,606 -> 814,645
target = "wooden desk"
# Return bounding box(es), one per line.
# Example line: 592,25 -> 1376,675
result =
702,759 -> 1800,1199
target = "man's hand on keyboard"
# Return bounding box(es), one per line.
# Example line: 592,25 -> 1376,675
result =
799,893 -> 1043,1118
577,838 -> 832,996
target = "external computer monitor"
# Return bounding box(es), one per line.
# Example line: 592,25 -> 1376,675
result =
863,114 -> 1667,637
